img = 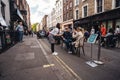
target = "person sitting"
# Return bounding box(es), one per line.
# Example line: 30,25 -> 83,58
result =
72,27 -> 84,48
62,26 -> 72,53
104,28 -> 115,47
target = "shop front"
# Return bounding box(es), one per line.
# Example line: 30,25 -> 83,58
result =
62,19 -> 73,30
73,8 -> 120,32
0,16 -> 11,52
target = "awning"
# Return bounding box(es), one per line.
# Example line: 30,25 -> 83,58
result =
0,17 -> 7,26
17,9 -> 24,20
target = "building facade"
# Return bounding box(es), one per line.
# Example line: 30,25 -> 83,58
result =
73,0 -> 120,32
47,13 -> 52,29
42,15 -> 48,31
0,0 -> 11,26
55,0 -> 63,29
51,8 -> 56,28
10,0 -> 31,30
63,0 -> 74,29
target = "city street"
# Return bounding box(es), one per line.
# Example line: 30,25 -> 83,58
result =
0,36 -> 120,80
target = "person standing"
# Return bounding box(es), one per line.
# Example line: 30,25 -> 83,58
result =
100,24 -> 106,37
48,23 -> 60,55
90,27 -> 95,34
115,25 -> 120,35
16,21 -> 24,42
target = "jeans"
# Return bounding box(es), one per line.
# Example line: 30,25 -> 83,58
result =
64,39 -> 72,51
19,31 -> 24,42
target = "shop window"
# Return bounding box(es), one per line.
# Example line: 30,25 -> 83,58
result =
116,0 -> 120,7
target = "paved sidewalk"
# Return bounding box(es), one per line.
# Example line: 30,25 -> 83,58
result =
0,36 -> 58,80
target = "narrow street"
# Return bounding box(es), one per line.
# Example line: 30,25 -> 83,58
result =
0,36 -> 120,80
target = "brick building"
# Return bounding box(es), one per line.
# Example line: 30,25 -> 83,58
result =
74,0 -> 120,32
10,0 -> 31,30
42,15 -> 48,31
63,0 -> 74,29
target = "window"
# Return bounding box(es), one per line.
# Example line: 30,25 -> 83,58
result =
82,0 -> 86,2
76,10 -> 79,19
67,13 -> 69,20
70,2 -> 72,7
67,5 -> 69,9
64,0 -> 66,3
83,6 -> 87,17
76,0 -> 79,6
97,0 -> 103,13
70,11 -> 73,19
116,0 -> 120,7
64,14 -> 66,21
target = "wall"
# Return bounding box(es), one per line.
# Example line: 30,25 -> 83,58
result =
1,0 -> 10,26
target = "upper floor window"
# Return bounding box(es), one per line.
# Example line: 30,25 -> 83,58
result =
70,2 -> 72,8
64,0 -> 66,3
97,0 -> 103,13
116,0 -> 120,7
67,5 -> 69,9
83,6 -> 88,17
75,0 -> 79,6
76,10 -> 79,19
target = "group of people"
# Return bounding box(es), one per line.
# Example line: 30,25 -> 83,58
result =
48,23 -> 120,55
48,23 -> 84,55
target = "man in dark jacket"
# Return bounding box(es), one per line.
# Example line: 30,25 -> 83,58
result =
62,26 -> 72,53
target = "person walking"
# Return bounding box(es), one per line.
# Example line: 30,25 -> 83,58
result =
48,23 -> 60,55
16,21 -> 24,42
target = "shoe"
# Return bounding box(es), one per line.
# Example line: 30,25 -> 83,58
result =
52,52 -> 58,55
68,51 -> 72,54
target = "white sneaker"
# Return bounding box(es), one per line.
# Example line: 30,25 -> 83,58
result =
52,52 -> 58,55
68,51 -> 72,54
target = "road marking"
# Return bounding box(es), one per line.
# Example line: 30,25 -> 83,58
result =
37,39 -> 82,80
55,56 -> 82,80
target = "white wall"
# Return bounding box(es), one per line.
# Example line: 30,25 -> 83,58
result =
2,0 -> 10,26
55,0 -> 63,24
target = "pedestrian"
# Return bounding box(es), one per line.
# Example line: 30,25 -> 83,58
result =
16,21 -> 24,42
48,23 -> 60,55
100,24 -> 106,37
115,25 -> 120,35
90,26 -> 95,34
100,24 -> 106,43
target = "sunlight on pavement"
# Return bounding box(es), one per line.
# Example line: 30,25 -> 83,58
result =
43,64 -> 55,68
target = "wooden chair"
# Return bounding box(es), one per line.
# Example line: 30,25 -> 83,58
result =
75,37 -> 85,57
